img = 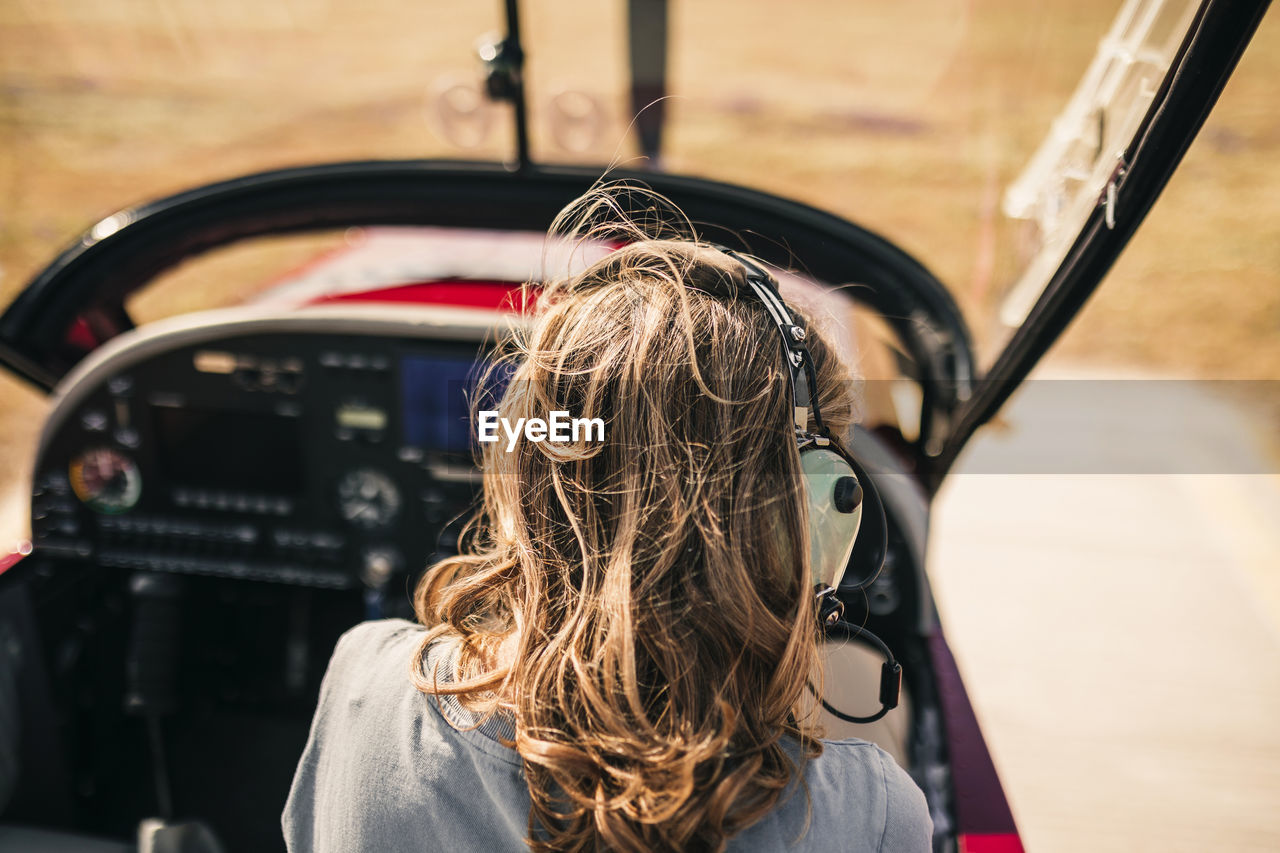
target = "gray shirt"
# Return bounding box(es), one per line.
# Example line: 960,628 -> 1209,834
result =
283,619 -> 932,851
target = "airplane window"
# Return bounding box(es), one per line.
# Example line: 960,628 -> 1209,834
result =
125,232 -> 356,325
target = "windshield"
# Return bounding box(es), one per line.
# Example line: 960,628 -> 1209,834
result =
0,1 -> 508,303
0,0 -> 1234,370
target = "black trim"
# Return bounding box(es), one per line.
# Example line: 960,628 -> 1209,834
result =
502,0 -> 530,170
627,0 -> 669,163
932,0 -> 1271,488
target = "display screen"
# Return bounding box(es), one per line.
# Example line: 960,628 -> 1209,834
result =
152,406 -> 304,493
400,353 -> 504,452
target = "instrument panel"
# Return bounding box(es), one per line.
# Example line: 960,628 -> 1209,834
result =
26,302 -> 921,632
30,306 -> 504,598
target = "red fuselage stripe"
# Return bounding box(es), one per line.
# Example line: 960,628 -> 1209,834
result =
959,832 -> 1027,853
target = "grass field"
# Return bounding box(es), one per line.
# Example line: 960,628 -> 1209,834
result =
2,0 -> 1275,368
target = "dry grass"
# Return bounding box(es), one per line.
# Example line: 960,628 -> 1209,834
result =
2,0 -> 1276,366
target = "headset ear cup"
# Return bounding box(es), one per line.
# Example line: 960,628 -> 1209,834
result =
800,446 -> 862,592
841,452 -> 888,591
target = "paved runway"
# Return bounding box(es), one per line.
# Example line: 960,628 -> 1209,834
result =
931,363 -> 1280,852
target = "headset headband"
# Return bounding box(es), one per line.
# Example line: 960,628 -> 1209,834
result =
721,251 -> 825,437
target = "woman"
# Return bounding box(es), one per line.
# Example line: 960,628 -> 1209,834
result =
283,191 -> 932,852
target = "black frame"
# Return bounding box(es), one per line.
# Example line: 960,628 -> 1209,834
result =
0,163 -> 976,481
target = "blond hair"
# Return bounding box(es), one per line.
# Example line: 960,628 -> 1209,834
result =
411,187 -> 855,851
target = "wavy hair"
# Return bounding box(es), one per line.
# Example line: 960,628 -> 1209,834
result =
411,186 -> 856,851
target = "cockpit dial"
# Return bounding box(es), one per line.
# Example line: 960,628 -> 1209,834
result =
69,446 -> 142,514
337,467 -> 401,528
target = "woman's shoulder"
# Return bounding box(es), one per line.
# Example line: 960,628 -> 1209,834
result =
333,617 -> 425,660
798,737 -> 933,851
314,618 -> 427,718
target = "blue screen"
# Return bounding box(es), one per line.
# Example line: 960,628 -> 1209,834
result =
400,354 -> 482,452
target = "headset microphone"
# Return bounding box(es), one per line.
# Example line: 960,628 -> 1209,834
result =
817,622 -> 903,725
722,250 -> 901,725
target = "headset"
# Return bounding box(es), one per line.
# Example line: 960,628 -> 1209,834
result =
722,250 -> 902,725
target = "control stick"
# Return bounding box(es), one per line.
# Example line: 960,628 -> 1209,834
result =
125,573 -> 183,820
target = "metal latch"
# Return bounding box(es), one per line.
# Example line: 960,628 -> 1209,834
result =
1102,157 -> 1127,230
